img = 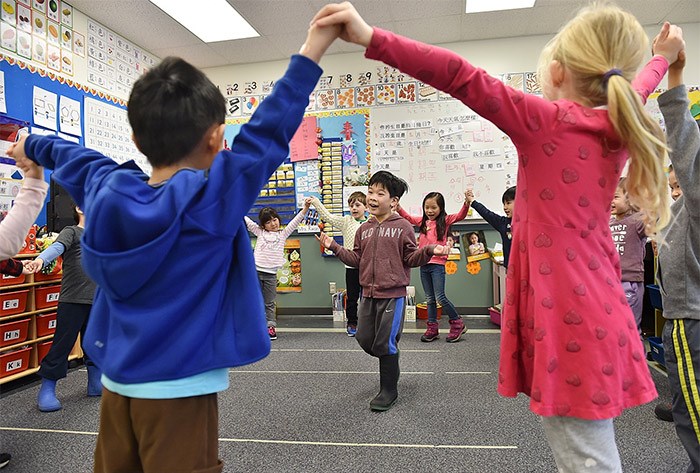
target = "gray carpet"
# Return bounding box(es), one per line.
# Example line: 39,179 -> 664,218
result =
0,317 -> 689,472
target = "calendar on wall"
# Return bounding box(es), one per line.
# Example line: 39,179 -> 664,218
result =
84,97 -> 150,174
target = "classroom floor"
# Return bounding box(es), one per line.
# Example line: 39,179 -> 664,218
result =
0,315 -> 690,472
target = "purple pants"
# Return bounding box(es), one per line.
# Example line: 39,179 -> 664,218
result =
622,281 -> 644,333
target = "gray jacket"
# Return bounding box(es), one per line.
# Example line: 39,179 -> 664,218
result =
657,85 -> 700,320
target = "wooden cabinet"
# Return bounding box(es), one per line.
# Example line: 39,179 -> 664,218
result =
0,254 -> 82,384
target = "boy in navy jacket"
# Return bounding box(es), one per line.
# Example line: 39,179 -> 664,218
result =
10,23 -> 339,473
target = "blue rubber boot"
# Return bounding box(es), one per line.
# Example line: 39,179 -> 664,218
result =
87,366 -> 103,397
37,378 -> 62,412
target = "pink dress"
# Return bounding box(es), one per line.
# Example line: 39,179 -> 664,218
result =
367,28 -> 665,419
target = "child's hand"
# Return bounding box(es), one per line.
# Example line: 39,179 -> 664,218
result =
303,197 -> 312,210
465,189 -> 475,204
669,49 -> 686,72
7,135 -> 44,180
652,22 -> 684,65
25,258 -> 44,273
311,2 -> 373,48
316,231 -> 333,249
299,20 -> 341,63
6,134 -> 28,161
21,264 -> 33,275
432,244 -> 449,256
16,157 -> 44,180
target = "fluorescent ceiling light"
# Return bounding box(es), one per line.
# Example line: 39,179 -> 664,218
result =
466,0 -> 536,13
149,0 -> 259,43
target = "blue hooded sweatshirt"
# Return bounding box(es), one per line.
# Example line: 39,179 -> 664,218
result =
24,55 -> 322,384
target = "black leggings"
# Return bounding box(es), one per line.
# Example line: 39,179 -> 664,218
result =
38,302 -> 94,380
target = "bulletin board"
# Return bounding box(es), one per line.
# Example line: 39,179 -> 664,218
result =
370,98 -> 517,218
225,108 -> 370,234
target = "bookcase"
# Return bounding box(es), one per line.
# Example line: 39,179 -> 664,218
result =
0,254 -> 82,384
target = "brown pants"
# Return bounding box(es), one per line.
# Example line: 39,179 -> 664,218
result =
94,389 -> 223,473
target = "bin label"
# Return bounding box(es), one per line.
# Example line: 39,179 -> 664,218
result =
2,299 -> 19,310
49,320 -> 56,329
5,358 -> 22,371
3,329 -> 20,342
46,293 -> 60,302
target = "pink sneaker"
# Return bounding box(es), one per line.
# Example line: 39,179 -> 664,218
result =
446,319 -> 466,343
268,326 -> 277,340
421,322 -> 439,342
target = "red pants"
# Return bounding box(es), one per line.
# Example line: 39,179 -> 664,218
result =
94,389 -> 223,473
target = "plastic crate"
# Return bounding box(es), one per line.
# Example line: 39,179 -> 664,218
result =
0,318 -> 29,347
489,307 -> 502,326
0,289 -> 29,317
646,284 -> 662,310
37,341 -> 52,363
416,303 -> 441,320
34,271 -> 62,282
648,337 -> 665,366
0,346 -> 31,378
35,285 -> 61,310
36,312 -> 57,337
0,272 -> 25,286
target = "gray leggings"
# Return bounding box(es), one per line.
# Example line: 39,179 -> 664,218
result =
257,270 -> 277,327
541,416 -> 621,473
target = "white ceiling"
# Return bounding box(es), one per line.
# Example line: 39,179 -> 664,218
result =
69,0 -> 700,69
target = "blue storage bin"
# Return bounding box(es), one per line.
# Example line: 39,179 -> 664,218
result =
646,284 -> 663,310
647,336 -> 665,366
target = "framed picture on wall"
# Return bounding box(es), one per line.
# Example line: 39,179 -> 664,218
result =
463,230 -> 490,263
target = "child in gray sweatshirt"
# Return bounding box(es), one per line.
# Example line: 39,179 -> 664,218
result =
656,52 -> 700,473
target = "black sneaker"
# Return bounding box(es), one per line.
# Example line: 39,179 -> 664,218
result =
0,453 -> 10,469
654,402 -> 674,422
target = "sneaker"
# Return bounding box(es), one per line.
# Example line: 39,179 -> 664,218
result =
654,402 -> 673,422
268,326 -> 277,340
446,318 -> 467,343
346,324 -> 357,337
421,322 -> 439,342
0,453 -> 10,469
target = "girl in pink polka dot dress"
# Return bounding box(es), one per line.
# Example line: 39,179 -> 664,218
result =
313,3 -> 685,470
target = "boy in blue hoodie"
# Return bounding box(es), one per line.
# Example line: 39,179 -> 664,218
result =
9,24 -> 339,473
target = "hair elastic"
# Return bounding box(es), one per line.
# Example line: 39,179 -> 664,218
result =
602,68 -> 623,85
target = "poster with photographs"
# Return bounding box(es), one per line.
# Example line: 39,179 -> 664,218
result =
71,29 -> 83,56
463,230 -> 490,262
276,240 -> 302,293
17,3 -> 31,32
1,0 -> 16,25
31,0 -> 46,14
60,1 -> 71,27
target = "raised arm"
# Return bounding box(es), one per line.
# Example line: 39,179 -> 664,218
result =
0,177 -> 48,260
281,204 -> 310,239
244,216 -> 262,237
658,84 -> 700,215
310,196 -> 343,227
396,205 -> 422,226
470,200 -> 508,229
445,200 -> 470,225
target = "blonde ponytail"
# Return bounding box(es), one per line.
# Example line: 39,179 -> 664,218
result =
607,76 -> 670,235
539,3 -> 670,236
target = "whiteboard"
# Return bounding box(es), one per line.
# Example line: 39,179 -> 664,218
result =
371,99 -> 517,219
